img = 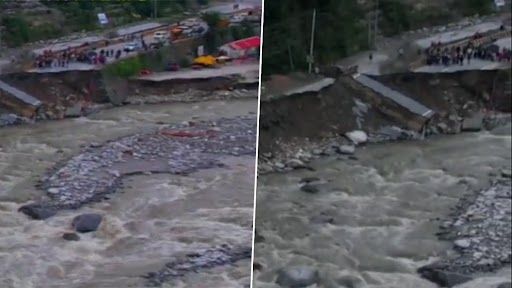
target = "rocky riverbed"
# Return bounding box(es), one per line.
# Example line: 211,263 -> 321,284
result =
258,113 -> 511,175
144,244 -> 253,287
419,174 -> 511,287
20,116 -> 256,218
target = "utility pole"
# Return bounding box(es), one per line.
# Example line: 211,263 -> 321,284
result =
287,42 -> 295,71
308,8 -> 316,74
0,27 -> 3,75
368,0 -> 379,50
153,0 -> 158,19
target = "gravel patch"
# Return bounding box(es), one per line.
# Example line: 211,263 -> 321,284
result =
419,175 -> 512,286
20,116 -> 256,218
143,244 -> 252,287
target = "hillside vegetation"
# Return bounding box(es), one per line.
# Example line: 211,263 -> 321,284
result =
0,0 -> 209,47
262,0 -> 495,75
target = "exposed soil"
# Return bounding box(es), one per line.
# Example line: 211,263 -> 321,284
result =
259,69 -> 511,155
0,70 -> 257,122
258,77 -> 400,154
374,69 -> 512,114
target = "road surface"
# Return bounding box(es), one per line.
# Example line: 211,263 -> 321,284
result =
414,21 -> 502,48
138,63 -> 259,81
414,58 -> 510,73
27,20 -> 208,73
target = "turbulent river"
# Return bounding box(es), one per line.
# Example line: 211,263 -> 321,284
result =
0,99 -> 257,288
254,124 -> 511,288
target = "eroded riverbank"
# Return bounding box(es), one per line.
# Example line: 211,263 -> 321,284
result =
0,99 -> 257,288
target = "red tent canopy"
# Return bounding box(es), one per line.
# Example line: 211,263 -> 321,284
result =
228,36 -> 260,50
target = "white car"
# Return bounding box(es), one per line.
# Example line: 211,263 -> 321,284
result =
153,31 -> 168,42
123,42 -> 141,52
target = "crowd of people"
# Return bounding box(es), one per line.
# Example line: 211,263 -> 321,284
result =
33,48 -> 127,69
424,40 -> 511,66
424,27 -> 511,66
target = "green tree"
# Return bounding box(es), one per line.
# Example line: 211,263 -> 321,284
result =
1,16 -> 31,46
201,12 -> 224,53
379,0 -> 411,36
262,0 -> 367,75
452,0 -> 493,16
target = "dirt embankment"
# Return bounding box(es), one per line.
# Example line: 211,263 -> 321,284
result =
258,77 -> 400,154
0,70 -> 258,121
259,69 -> 511,155
374,69 -> 512,114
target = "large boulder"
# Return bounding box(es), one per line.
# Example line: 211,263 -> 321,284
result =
300,184 -> 319,194
345,130 -> 368,145
18,204 -> 56,220
418,264 -> 473,287
62,232 -> 80,241
286,159 -> 307,169
64,103 -> 82,118
462,112 -> 484,132
276,266 -> 320,287
72,213 -> 103,233
335,145 -> 355,155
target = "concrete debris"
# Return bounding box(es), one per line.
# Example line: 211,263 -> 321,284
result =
461,112 -> 484,132
345,130 -> 368,145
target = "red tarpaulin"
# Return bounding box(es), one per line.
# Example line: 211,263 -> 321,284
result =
228,36 -> 260,50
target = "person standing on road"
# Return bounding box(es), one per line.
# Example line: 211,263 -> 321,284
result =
369,52 -> 373,61
398,48 -> 404,58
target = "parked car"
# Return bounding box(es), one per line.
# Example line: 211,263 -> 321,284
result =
153,31 -> 169,42
165,62 -> 180,71
123,42 -> 141,52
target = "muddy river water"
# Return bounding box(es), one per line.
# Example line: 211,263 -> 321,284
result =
0,99 -> 257,288
254,125 -> 511,288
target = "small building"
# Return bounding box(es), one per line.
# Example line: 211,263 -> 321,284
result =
219,36 -> 260,59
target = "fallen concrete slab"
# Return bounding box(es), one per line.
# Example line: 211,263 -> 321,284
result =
353,73 -> 435,118
462,111 -> 484,132
0,80 -> 42,107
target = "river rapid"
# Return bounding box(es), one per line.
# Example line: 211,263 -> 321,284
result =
0,99 -> 257,288
253,124 -> 511,288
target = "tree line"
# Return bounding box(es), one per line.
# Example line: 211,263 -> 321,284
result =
261,0 -> 494,75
